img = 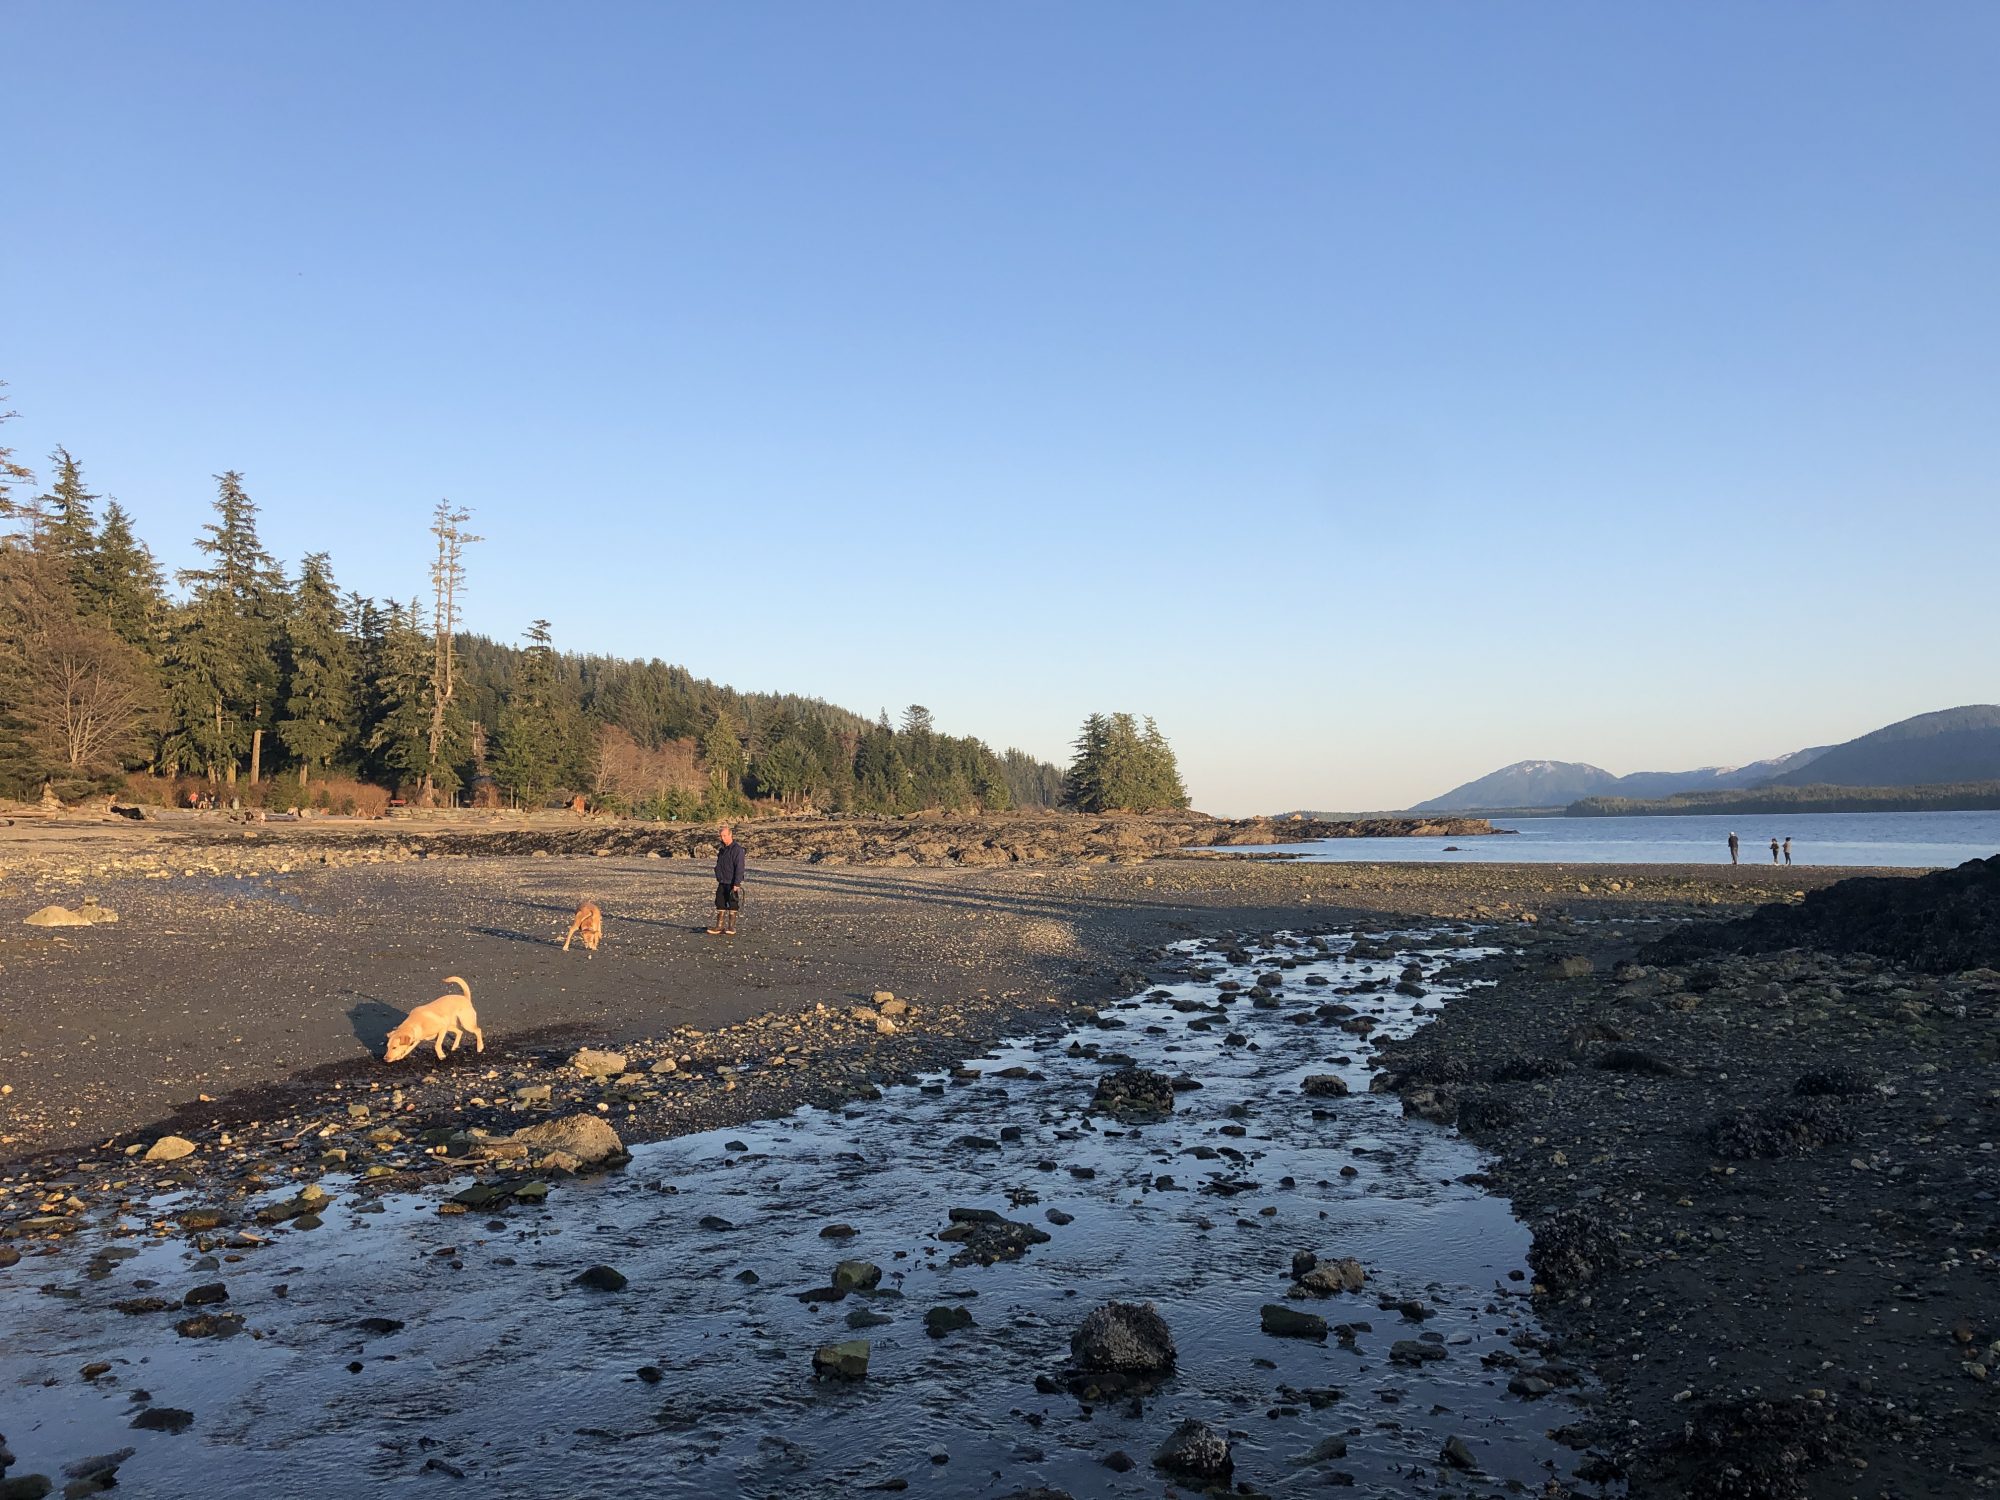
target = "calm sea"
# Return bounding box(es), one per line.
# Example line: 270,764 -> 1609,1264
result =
1232,810 -> 2000,869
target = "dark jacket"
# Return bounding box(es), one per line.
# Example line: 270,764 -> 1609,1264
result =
714,841 -> 745,886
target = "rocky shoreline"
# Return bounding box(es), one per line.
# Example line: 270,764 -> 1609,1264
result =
4,843 -> 1986,1495
0,806 -> 1504,882
1374,856 -> 2000,1497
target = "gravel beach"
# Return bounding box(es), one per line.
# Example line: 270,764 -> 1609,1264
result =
3,816 -> 1993,1497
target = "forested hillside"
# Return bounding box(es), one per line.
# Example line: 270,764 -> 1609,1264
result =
0,400 -> 1061,816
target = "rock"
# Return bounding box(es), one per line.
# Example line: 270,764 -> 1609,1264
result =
513,1083 -> 552,1105
59,1451 -> 131,1487
819,1223 -> 858,1239
175,1312 -> 243,1339
1153,1418 -> 1232,1481
0,1476 -> 53,1500
1708,1098 -> 1853,1160
144,1135 -> 196,1163
572,1265 -> 627,1292
1300,1074 -> 1349,1098
832,1260 -> 881,1293
1293,1435 -> 1350,1465
129,1407 -> 194,1433
510,1113 -> 624,1167
939,1206 -> 1050,1266
568,1048 -> 627,1078
1071,1301 -> 1176,1377
925,1305 -> 975,1338
23,905 -> 91,927
1389,1338 -> 1446,1364
1545,955 -> 1595,980
878,997 -> 910,1018
1089,1067 -> 1176,1123
181,1282 -> 228,1307
1292,1254 -> 1366,1296
812,1340 -> 870,1380
1440,1435 -> 1477,1470
1261,1303 -> 1328,1339
1528,1207 -> 1622,1294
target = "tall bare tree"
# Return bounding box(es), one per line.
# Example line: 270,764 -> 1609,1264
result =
423,501 -> 480,805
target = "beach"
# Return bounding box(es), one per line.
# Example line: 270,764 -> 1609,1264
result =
2,817 -> 1994,1497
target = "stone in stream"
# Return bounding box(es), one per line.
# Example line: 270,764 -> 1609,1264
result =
1290,1252 -> 1366,1295
1071,1301 -> 1176,1378
1088,1067 -> 1176,1124
938,1207 -> 1050,1267
510,1113 -> 625,1168
175,1312 -> 243,1339
1389,1338 -> 1446,1364
1292,1434 -> 1350,1465
1300,1074 -> 1349,1098
832,1260 -> 881,1293
1261,1304 -> 1328,1339
811,1340 -> 870,1380
572,1265 -> 628,1292
181,1283 -> 228,1307
0,1477 -> 53,1500
1153,1418 -> 1232,1482
922,1304 -> 977,1339
128,1407 -> 194,1433
1440,1434 -> 1478,1470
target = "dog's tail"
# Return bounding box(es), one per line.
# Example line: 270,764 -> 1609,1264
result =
443,975 -> 471,997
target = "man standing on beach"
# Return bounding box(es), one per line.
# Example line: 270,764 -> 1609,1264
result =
709,823 -> 745,936
1770,837 -> 1781,864
1728,832 -> 1740,865
1783,837 -> 1794,866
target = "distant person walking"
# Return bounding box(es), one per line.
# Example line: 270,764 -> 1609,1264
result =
1770,837 -> 1781,865
1783,837 -> 1794,866
708,823 -> 745,937
1727,832 -> 1740,865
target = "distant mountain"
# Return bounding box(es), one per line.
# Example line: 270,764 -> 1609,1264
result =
1412,705 -> 2000,813
1411,747 -> 1830,812
1409,760 -> 1623,812
1762,705 -> 2000,788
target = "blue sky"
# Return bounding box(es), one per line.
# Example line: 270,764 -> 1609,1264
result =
5,3 -> 1996,814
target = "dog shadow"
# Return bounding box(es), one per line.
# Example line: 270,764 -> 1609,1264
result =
347,997 -> 404,1054
470,925 -> 559,947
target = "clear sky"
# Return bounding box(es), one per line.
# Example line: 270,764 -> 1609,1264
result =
5,3 -> 1996,815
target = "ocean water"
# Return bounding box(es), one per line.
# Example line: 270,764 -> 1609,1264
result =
1231,810 -> 2000,869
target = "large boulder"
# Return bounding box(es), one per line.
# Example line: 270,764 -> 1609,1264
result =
1071,1300 -> 1176,1377
510,1113 -> 625,1168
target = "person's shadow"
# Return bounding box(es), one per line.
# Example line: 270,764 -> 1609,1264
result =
347,997 -> 404,1055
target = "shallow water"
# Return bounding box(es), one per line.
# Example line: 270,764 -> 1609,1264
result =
1236,808 -> 2000,868
0,930 -> 1611,1497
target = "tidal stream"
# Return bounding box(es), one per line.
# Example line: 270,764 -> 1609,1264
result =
1,926 -> 1615,1497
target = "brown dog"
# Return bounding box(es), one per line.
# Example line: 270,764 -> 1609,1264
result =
562,901 -> 603,955
384,976 -> 484,1063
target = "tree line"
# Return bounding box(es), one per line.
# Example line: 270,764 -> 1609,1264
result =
0,387 -> 1068,817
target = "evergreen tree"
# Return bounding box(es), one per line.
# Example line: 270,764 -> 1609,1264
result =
0,384 -> 42,545
78,501 -> 167,650
1063,712 -> 1189,813
700,707 -> 750,814
278,552 -> 359,784
365,600 -> 439,794
494,619 -> 567,805
38,447 -> 98,578
162,472 -> 286,785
